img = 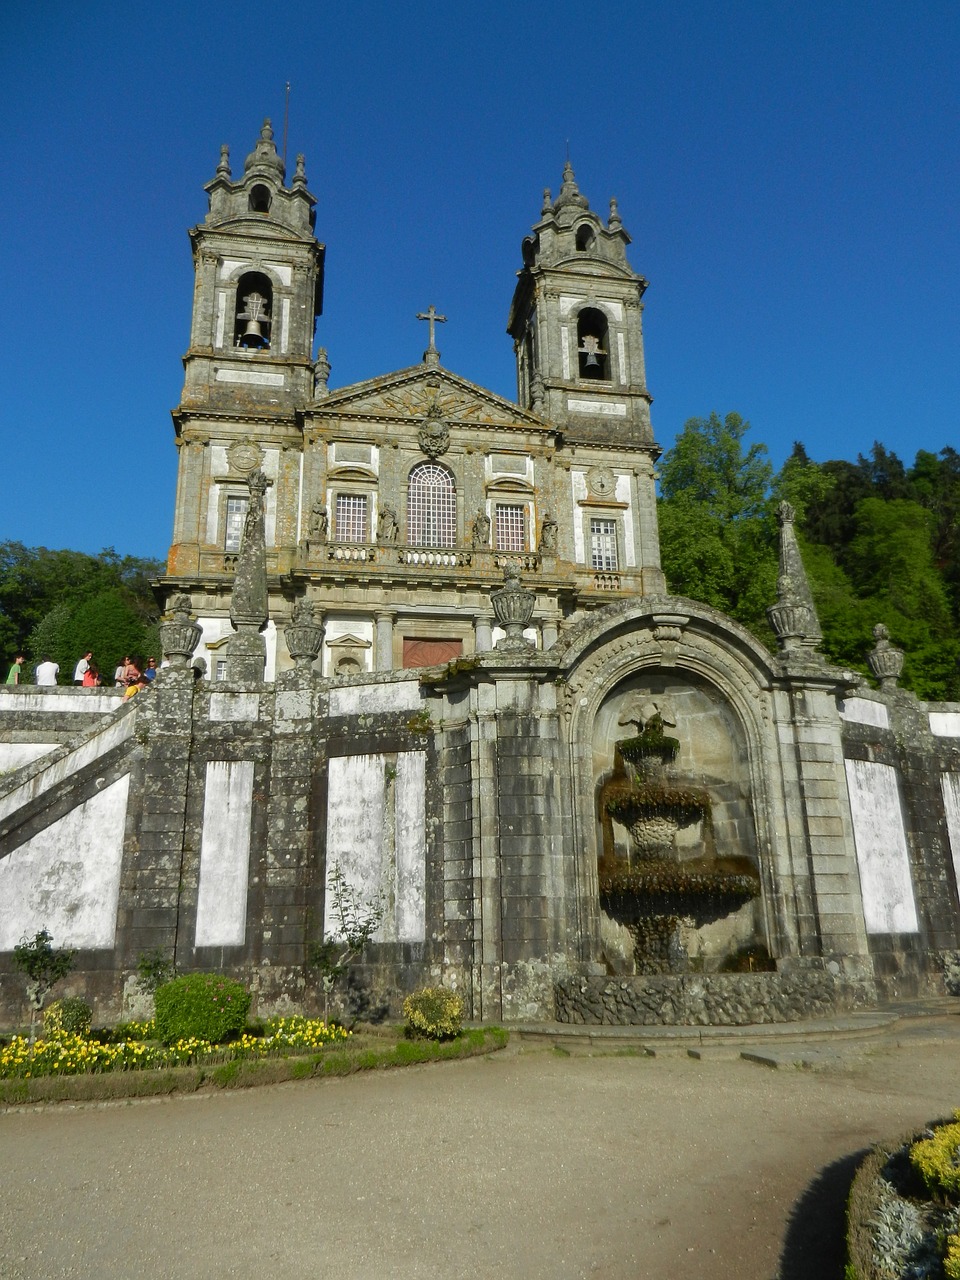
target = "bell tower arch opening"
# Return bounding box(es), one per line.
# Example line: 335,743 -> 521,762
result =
234,271 -> 274,349
576,307 -> 610,380
249,183 -> 272,214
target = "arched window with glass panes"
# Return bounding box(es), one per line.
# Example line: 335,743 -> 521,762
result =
407,463 -> 457,547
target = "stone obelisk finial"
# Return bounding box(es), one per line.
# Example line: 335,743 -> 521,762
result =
226,468 -> 269,681
767,501 -> 823,653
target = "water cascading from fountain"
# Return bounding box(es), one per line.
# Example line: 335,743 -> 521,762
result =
599,703 -> 760,974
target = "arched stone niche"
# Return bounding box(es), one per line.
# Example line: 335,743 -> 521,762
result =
590,670 -> 768,973
556,596 -> 789,971
593,671 -> 758,865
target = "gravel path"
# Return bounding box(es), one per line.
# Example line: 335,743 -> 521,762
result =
1,1016 -> 958,1279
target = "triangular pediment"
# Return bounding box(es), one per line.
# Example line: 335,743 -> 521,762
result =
312,365 -> 550,432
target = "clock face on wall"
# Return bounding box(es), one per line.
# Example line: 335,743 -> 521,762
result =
587,465 -> 616,498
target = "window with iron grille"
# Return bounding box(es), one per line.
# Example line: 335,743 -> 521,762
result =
224,495 -> 249,552
335,493 -> 368,543
407,464 -> 456,547
495,504 -> 526,552
590,517 -> 618,570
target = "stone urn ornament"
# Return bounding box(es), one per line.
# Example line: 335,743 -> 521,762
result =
159,594 -> 202,669
284,600 -> 325,672
867,623 -> 904,690
491,562 -> 535,651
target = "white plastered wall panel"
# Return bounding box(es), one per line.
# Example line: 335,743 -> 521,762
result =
0,774 -> 130,950
195,760 -> 255,946
845,758 -> 918,933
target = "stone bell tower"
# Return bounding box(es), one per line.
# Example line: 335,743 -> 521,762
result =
507,164 -> 665,593
507,163 -> 655,444
166,119 -> 324,583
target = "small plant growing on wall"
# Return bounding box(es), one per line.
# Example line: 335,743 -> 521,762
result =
136,947 -> 175,996
13,929 -> 75,1043
308,861 -> 385,1022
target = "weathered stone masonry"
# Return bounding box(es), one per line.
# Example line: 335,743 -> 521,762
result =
1,124 -> 959,1025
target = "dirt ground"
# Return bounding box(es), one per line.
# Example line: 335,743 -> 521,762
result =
1,1015 -> 958,1280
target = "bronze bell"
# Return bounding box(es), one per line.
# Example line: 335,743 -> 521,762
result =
578,334 -> 604,367
237,292 -> 271,348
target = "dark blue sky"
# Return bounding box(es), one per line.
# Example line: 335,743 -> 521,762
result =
5,2 -> 959,558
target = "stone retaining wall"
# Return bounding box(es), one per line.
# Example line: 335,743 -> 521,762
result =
554,971 -> 876,1025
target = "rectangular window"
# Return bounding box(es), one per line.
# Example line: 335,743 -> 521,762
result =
224,495 -> 249,552
216,659 -> 228,682
495,504 -> 526,552
590,518 -> 618,571
335,493 -> 368,543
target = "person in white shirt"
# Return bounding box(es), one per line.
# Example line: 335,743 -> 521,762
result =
73,651 -> 93,684
35,657 -> 59,686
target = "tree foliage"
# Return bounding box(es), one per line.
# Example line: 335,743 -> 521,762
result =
658,413 -> 778,642
658,425 -> 960,701
0,543 -> 163,681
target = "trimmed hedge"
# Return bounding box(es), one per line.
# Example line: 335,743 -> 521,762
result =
402,987 -> 465,1040
154,974 -> 250,1045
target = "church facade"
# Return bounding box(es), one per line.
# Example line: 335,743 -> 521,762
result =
162,121 -> 665,681
0,123 -> 958,1027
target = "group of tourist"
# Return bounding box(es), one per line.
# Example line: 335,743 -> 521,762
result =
3,651 -> 160,691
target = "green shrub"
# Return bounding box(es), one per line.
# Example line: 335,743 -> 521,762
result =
910,1112 -> 960,1199
44,997 -> 92,1039
153,974 -> 250,1045
402,986 -> 465,1040
946,1234 -> 960,1280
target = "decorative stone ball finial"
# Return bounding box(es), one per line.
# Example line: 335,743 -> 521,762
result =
541,188 -> 553,216
313,347 -> 331,399
608,197 -> 622,229
217,144 -> 231,177
294,153 -> 306,185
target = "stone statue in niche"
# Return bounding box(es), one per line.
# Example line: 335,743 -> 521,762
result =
472,508 -> 491,548
309,501 -> 328,542
377,504 -> 399,543
538,510 -> 558,554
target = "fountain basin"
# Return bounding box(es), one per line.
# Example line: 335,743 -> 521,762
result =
555,970 -> 876,1026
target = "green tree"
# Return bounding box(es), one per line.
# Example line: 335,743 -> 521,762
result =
658,412 -> 778,640
659,411 -> 773,521
0,544 -> 162,650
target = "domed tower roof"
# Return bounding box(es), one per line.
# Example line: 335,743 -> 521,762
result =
244,118 -> 285,182
553,160 -> 589,214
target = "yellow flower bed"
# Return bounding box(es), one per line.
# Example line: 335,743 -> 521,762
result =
0,1017 -> 350,1079
910,1111 -> 960,1198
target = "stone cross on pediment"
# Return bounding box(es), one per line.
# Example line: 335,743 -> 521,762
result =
416,304 -> 447,367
